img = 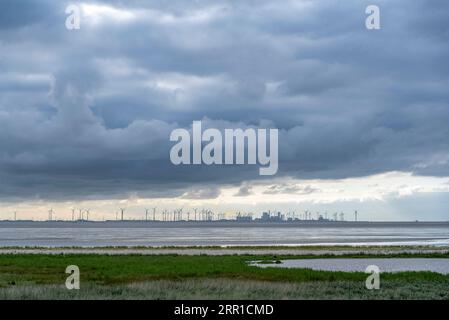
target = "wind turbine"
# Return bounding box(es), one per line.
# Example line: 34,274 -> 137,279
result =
177,208 -> 183,221
193,208 -> 198,221
152,207 -> 157,221
120,208 -> 125,221
201,209 -> 205,221
208,209 -> 212,221
85,209 -> 90,221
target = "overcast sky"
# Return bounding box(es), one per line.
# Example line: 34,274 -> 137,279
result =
0,0 -> 448,221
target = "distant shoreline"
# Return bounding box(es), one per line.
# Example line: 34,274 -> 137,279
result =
0,220 -> 448,228
1,245 -> 449,256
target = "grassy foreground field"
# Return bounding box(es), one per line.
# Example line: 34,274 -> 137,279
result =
0,252 -> 449,299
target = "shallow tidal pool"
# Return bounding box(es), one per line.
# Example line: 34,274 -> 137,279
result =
251,258 -> 449,274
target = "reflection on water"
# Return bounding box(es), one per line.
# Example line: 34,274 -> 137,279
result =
0,227 -> 449,247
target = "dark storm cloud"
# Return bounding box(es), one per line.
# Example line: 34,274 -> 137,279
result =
0,0 -> 449,200
234,185 -> 252,197
0,0 -> 54,29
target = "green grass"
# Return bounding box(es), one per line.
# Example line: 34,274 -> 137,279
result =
0,253 -> 448,299
2,279 -> 449,300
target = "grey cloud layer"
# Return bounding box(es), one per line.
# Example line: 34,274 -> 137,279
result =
0,0 -> 448,200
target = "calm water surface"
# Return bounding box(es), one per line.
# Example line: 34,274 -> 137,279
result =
253,258 -> 449,274
0,227 -> 448,247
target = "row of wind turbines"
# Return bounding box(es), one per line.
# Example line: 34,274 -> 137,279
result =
6,208 -> 358,222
